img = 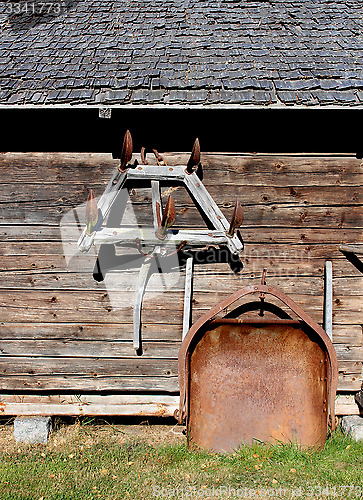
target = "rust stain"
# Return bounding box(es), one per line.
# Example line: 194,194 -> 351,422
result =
189,323 -> 328,452
178,284 -> 338,453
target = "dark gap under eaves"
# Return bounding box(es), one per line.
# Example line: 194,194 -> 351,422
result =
0,107 -> 361,154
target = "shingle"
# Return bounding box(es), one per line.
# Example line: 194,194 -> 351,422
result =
164,90 -> 188,103
103,90 -> 131,102
221,90 -> 254,104
186,90 -> 209,103
131,89 -> 165,103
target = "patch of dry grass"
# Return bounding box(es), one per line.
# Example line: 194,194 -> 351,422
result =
1,418 -> 363,500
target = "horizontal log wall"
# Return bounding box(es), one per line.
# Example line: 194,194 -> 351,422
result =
0,152 -> 362,416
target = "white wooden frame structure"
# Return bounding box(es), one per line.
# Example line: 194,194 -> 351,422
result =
78,161 -> 244,352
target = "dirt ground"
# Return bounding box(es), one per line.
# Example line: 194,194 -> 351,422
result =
0,417 -> 186,452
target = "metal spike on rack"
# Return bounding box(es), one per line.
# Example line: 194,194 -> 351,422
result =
78,130 -> 244,353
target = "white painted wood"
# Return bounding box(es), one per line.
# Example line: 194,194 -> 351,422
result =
133,259 -> 153,351
324,261 -> 333,341
127,165 -> 185,181
340,244 -> 363,255
78,165 -> 243,256
182,257 -> 194,340
151,181 -> 162,232
151,180 -> 162,255
94,228 -> 229,246
183,172 -> 243,255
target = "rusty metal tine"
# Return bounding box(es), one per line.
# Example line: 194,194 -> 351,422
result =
259,268 -> 267,315
156,195 -> 176,240
119,129 -> 133,172
140,147 -> 148,165
186,138 -> 200,174
152,149 -> 167,166
261,268 -> 267,285
162,195 -> 176,227
227,199 -> 244,237
85,188 -> 99,235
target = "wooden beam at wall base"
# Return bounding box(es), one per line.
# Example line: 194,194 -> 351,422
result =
0,395 -> 179,418
0,394 -> 360,418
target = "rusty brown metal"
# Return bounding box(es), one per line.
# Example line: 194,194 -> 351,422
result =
259,267 -> 267,315
155,195 -> 176,240
152,149 -> 167,166
227,199 -> 244,237
85,188 -> 98,235
177,285 -> 338,452
186,138 -> 201,174
140,147 -> 148,165
119,130 -> 133,172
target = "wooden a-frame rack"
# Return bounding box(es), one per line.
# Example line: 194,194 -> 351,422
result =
78,131 -> 244,353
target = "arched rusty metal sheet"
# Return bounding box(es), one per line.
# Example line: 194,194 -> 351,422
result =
177,285 -> 338,452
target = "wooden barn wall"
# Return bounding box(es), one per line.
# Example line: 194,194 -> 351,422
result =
0,152 -> 362,416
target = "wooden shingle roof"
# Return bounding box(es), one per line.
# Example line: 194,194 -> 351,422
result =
0,0 -> 363,107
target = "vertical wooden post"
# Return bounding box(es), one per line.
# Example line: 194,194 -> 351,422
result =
182,257 -> 194,340
324,261 -> 333,341
133,259 -> 152,352
151,180 -> 162,232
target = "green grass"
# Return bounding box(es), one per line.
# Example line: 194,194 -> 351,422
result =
1,423 -> 363,499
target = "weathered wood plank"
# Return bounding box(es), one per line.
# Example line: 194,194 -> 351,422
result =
0,373 -> 354,394
2,153 -> 362,186
2,203 -> 362,228
1,340 -> 361,365
1,225 -> 362,246
0,256 -> 362,284
165,152 -> 363,172
0,357 -> 178,377
0,376 -> 179,392
337,360 -> 363,390
0,322 -> 360,346
0,241 -> 355,260
334,346 -> 363,362
0,323 -> 183,341
144,184 -> 363,207
0,290 -> 361,324
332,325 -> 363,347
0,394 -> 179,417
0,340 -> 180,358
0,393 -> 359,416
1,272 -> 363,297
0,394 -> 179,405
1,183 -> 362,207
335,395 -> 362,416
2,242 -> 363,279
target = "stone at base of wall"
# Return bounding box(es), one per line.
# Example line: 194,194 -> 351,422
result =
341,416 -> 363,441
14,416 -> 52,444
